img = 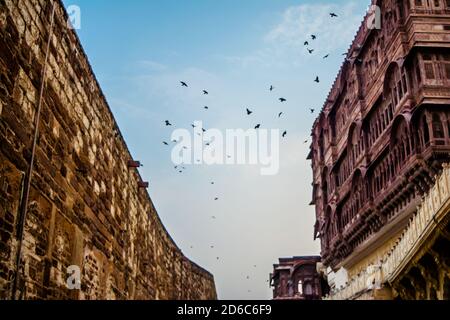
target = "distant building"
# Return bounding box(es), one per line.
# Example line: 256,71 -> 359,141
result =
270,256 -> 329,300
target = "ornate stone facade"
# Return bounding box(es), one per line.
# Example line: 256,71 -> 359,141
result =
309,0 -> 450,299
0,0 -> 216,300
270,256 -> 329,300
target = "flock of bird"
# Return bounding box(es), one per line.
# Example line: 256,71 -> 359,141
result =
159,11 -> 340,295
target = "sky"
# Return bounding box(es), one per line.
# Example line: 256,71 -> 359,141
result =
62,0 -> 370,300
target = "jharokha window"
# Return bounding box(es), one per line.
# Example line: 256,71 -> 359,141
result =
432,114 -> 445,139
421,52 -> 450,82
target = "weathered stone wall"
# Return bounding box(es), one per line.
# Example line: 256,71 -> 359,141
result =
0,0 -> 217,300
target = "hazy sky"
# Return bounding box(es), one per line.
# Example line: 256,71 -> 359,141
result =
62,0 -> 369,299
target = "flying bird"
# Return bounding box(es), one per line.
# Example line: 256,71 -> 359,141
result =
214,197 -> 219,201
165,120 -> 172,126
304,41 -> 309,46
278,112 -> 283,118
323,54 -> 330,59
282,131 -> 287,138
310,108 -> 315,114
270,85 -> 274,91
304,140 -> 309,144
279,98 -> 287,103
204,106 -> 209,110
308,49 -> 314,54
203,90 -> 209,95
255,124 -> 261,129
330,13 -> 338,18
180,81 -> 188,87
163,141 -> 169,146
314,76 -> 320,83
311,34 -> 317,40
211,182 -> 215,185
246,108 -> 253,115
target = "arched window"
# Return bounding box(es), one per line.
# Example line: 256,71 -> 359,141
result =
432,114 -> 445,139
319,131 -> 325,160
304,282 -> 313,296
422,116 -> 430,146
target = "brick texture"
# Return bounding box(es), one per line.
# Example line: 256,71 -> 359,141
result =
0,0 -> 217,300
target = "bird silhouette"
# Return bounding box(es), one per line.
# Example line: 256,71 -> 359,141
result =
202,128 -> 207,133
191,124 -> 196,128
163,141 -> 169,146
279,98 -> 287,103
323,54 -> 330,59
211,182 -> 215,185
314,76 -> 320,83
282,131 -> 287,138
308,48 -> 314,54
214,197 -> 219,201
255,124 -> 261,129
310,108 -> 315,114
278,112 -> 283,118
304,140 -> 309,144
180,81 -> 188,87
311,34 -> 316,40
165,120 -> 172,126
246,108 -> 253,115
211,216 -> 216,219
270,85 -> 274,91
304,41 -> 309,46
330,13 -> 338,17
204,106 -> 209,110
203,90 -> 209,95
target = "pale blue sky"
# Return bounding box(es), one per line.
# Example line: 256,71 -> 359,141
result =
63,0 -> 370,299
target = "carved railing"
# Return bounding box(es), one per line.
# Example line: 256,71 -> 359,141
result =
326,164 -> 450,300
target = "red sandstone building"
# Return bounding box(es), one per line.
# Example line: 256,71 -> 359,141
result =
309,0 -> 450,299
270,256 -> 329,300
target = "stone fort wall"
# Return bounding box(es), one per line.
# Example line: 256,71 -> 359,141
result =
0,0 -> 217,300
